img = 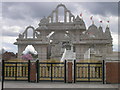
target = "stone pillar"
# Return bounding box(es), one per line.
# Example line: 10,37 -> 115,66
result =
51,13 -> 53,23
69,16 -> 71,22
33,31 -> 35,39
25,31 -> 27,39
75,45 -> 80,60
64,10 -> 67,23
56,10 -> 58,22
68,12 -> 71,22
18,44 -> 27,59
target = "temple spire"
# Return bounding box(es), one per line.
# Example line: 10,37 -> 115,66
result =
99,26 -> 103,33
105,26 -> 112,39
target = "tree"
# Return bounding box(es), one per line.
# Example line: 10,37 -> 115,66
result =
21,54 -> 33,60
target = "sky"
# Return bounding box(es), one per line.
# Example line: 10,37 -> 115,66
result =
1,2 -> 119,53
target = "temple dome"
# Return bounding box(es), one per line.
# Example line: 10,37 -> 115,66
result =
88,24 -> 97,31
99,26 -> 103,33
86,24 -> 103,38
105,26 -> 112,39
74,15 -> 85,24
74,15 -> 86,30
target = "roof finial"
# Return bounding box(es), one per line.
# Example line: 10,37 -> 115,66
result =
80,12 -> 83,19
107,20 -> 110,27
99,20 -> 102,26
90,16 -> 94,24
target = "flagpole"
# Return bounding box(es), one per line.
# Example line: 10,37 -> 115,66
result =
80,13 -> 83,19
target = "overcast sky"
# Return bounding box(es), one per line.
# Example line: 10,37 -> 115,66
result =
1,2 -> 119,53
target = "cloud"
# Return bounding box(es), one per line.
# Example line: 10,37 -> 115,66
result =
76,2 -> 118,17
2,42 -> 17,53
2,2 -> 118,20
2,25 -> 22,37
2,2 -> 61,20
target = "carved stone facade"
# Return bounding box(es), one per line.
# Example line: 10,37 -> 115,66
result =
14,4 -> 113,60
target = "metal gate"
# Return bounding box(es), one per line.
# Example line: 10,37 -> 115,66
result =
2,60 -> 104,83
37,60 -> 66,82
74,60 -> 104,83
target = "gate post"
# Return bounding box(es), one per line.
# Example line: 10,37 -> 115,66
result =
102,60 -> 105,84
67,61 -> 73,83
74,60 -> 76,83
2,60 -> 4,90
15,62 -> 17,81
88,64 -> 90,82
36,60 -> 39,83
64,60 -> 66,83
28,60 -> 30,82
51,64 -> 53,82
29,61 -> 37,82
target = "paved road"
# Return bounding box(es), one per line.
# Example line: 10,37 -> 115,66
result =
2,81 -> 119,89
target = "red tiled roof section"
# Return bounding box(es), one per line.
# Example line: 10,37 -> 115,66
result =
2,51 -> 17,61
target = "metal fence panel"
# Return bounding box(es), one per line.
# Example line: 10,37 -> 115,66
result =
75,61 -> 103,82
4,61 -> 28,81
38,62 -> 65,82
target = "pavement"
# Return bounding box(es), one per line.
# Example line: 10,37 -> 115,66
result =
2,81 -> 120,89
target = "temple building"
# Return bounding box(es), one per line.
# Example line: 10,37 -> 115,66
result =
14,4 -> 113,61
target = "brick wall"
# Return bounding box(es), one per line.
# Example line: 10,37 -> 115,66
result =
106,62 -> 120,84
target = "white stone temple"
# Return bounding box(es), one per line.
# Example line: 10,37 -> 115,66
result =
14,4 -> 113,61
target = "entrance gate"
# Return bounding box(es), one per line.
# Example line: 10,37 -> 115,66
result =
2,60 -> 104,83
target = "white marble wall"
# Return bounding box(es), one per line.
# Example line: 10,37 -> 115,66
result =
33,45 -> 48,60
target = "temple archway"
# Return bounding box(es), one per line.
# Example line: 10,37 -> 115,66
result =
21,45 -> 38,60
